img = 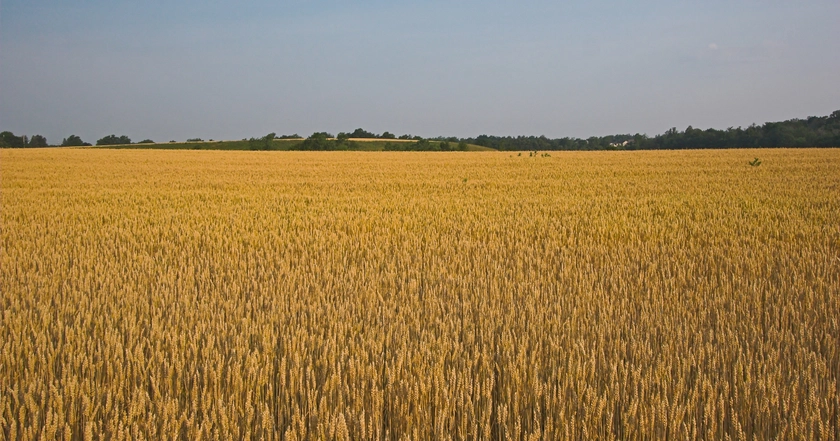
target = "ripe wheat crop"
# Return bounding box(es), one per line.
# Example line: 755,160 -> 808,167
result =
1,148 -> 838,440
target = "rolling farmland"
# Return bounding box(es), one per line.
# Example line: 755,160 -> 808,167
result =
1,148 -> 838,440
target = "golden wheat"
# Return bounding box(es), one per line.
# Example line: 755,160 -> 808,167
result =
1,148 -> 838,440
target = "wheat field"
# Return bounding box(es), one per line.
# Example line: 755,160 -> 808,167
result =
1,148 -> 838,440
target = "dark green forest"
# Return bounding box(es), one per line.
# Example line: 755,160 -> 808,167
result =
2,110 -> 838,150
465,110 -> 840,151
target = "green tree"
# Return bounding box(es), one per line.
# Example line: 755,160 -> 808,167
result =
61,135 -> 89,146
249,133 -> 276,150
350,128 -> 376,138
414,139 -> 431,151
29,135 -> 48,147
0,131 -> 24,148
295,132 -> 336,151
97,135 -> 131,145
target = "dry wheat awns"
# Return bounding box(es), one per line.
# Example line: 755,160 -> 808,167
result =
1,149 -> 838,440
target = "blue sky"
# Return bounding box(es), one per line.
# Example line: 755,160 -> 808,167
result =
1,0 -> 838,143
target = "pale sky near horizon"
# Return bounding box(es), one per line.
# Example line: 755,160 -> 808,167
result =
1,1 -> 838,144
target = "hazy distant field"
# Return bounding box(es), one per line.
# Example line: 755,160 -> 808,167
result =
1,149 -> 838,440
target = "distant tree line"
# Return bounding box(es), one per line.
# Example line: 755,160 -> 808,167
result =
0,132 -> 140,147
290,132 -> 350,151
0,132 -> 49,148
4,110 -> 839,150
288,132 -> 467,151
465,110 -> 840,151
334,128 -> 421,140
97,135 -> 132,146
249,133 -> 276,150
384,139 -> 468,151
300,132 -> 340,150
